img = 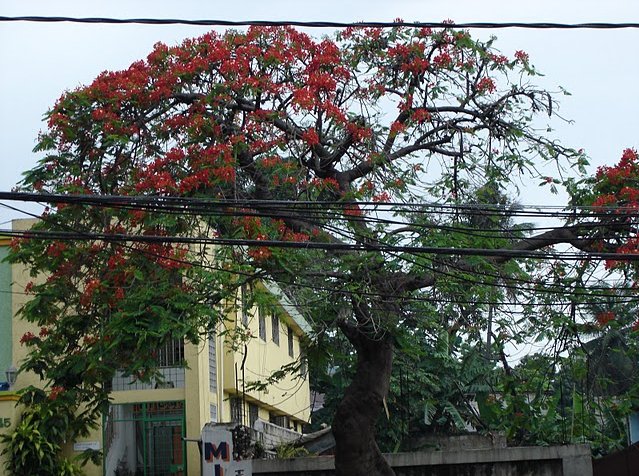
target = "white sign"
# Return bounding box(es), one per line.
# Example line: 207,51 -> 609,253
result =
201,425 -> 252,476
73,441 -> 100,451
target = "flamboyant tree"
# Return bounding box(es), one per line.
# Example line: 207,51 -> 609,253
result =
5,24 -> 639,475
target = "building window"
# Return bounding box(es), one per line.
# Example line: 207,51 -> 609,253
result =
269,412 -> 289,429
230,397 -> 244,425
158,338 -> 185,367
300,352 -> 307,377
271,312 -> 279,345
258,307 -> 266,341
240,284 -> 249,327
287,326 -> 294,358
249,403 -> 259,429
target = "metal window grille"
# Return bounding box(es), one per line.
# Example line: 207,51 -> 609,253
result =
269,412 -> 289,428
258,308 -> 266,341
157,338 -> 184,367
288,326 -> 294,358
230,397 -> 244,425
271,312 -> 279,345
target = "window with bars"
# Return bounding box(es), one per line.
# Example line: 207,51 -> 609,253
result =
158,338 -> 185,367
271,312 -> 279,345
230,397 -> 244,425
300,352 -> 308,377
287,326 -> 294,358
258,307 -> 266,341
269,412 -> 289,429
248,403 -> 259,429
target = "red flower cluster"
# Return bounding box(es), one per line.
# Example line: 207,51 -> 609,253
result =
49,386 -> 65,401
20,332 -> 36,345
47,241 -> 67,258
80,278 -> 102,307
514,50 -> 529,63
595,311 -> 615,326
477,77 -> 496,94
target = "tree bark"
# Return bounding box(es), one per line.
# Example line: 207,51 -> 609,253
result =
332,331 -> 395,476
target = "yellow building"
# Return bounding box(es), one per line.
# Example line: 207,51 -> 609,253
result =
0,219 -> 311,476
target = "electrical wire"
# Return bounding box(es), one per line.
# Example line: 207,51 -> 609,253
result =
3,226 -> 638,261
2,16 -> 639,30
5,200 -> 639,314
5,200 -> 639,303
2,191 -> 636,216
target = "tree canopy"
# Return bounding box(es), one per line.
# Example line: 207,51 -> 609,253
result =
4,25 -> 639,475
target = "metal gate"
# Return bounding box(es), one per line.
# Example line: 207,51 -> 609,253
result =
104,401 -> 186,476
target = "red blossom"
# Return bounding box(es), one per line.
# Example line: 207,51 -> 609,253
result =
412,108 -> 431,123
80,279 -> 102,307
596,311 -> 615,326
9,237 -> 23,251
344,204 -> 363,217
301,129 -> 320,146
261,155 -> 283,168
433,52 -> 452,68
390,121 -> 407,136
373,192 -> 391,202
490,54 -> 509,65
49,386 -> 64,401
477,77 -> 496,94
248,246 -> 273,261
346,123 -> 372,142
20,332 -> 36,345
514,50 -> 529,63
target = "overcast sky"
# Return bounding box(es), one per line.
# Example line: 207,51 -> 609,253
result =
1,0 -> 638,225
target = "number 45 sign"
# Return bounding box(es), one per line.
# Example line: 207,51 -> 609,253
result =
202,425 -> 252,476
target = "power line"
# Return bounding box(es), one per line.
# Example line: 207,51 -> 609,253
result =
3,226 -> 639,262
2,16 -> 639,30
6,195 -> 639,301
1,191 -> 636,218
5,201 -> 639,306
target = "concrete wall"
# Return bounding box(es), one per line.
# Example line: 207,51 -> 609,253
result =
254,418 -> 301,449
0,393 -> 20,472
252,445 -> 593,476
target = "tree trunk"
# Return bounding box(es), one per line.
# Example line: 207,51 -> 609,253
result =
332,332 -> 395,476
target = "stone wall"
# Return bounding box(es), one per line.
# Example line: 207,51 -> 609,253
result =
253,419 -> 300,449
253,444 -> 592,476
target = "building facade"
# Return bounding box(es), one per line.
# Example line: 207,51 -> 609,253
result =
0,219 -> 311,476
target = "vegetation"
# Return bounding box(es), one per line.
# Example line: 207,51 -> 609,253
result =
4,24 -> 639,475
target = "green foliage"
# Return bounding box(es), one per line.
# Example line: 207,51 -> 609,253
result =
274,442 -> 310,459
9,23 -> 639,473
0,397 -> 84,476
